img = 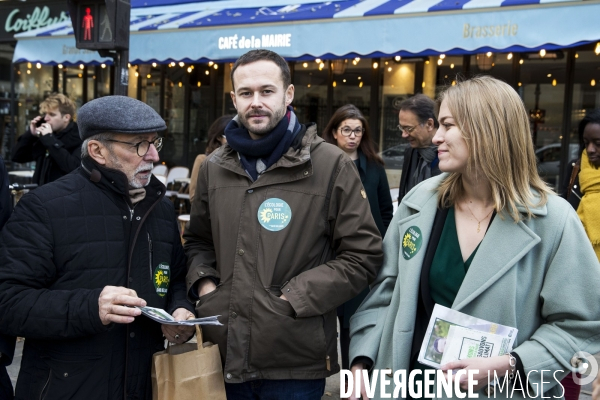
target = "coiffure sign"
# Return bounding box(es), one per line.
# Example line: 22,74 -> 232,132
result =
2,3 -> 69,42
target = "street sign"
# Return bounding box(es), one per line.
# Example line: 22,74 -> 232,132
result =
68,0 -> 129,51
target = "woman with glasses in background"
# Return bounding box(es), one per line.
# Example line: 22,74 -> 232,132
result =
322,104 -> 393,372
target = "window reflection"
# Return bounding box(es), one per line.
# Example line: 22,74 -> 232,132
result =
293,60 -> 329,131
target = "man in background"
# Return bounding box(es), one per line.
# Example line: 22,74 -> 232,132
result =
11,93 -> 82,186
397,94 -> 441,203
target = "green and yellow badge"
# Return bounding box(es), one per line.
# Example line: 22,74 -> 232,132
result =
402,226 -> 423,260
153,262 -> 170,297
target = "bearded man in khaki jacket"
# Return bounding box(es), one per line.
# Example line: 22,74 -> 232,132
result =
184,49 -> 383,399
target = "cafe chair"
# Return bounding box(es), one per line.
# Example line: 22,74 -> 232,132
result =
153,164 -> 168,177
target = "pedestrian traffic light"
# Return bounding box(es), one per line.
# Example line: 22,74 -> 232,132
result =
68,0 -> 130,50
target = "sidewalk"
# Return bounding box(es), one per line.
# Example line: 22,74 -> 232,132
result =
6,339 -> 342,399
7,340 -> 597,399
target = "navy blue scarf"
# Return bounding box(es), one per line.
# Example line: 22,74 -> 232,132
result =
225,106 -> 301,180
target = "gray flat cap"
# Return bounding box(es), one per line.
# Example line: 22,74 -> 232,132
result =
78,95 -> 167,140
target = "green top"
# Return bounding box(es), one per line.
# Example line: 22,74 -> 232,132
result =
430,206 -> 480,308
410,207 -> 481,393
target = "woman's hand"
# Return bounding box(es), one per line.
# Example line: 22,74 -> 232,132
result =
347,363 -> 368,400
440,355 -> 511,392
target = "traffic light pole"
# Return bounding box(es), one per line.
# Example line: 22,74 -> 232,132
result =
99,49 -> 129,96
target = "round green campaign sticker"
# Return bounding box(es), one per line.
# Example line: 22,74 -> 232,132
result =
153,262 -> 170,297
257,198 -> 292,232
402,226 -> 423,260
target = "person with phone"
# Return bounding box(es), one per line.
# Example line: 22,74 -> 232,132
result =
11,93 -> 82,187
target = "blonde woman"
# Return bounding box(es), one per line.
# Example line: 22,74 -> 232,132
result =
348,76 -> 600,399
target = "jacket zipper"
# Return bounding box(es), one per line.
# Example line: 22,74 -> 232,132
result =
125,204 -> 135,400
39,369 -> 51,400
148,232 -> 153,281
125,194 -> 162,400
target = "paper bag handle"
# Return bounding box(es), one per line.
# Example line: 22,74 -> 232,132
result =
195,325 -> 204,349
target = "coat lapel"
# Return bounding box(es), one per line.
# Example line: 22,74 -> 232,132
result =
394,177 -> 441,303
453,206 -> 545,311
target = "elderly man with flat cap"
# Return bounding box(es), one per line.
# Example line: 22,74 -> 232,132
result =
0,96 -> 195,400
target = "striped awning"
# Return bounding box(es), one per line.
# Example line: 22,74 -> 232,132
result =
12,0 -> 600,65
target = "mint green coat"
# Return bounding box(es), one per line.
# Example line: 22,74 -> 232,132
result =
349,174 -> 600,399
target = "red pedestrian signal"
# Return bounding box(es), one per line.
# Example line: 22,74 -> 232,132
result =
68,0 -> 129,50
82,7 -> 94,41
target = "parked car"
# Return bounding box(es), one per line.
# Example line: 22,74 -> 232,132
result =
535,143 -> 579,191
380,143 -> 410,170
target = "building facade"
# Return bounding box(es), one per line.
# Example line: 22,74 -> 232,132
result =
7,0 -> 600,191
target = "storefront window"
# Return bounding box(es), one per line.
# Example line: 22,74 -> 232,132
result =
331,58 -> 372,133
96,64 -> 111,98
435,55 -> 465,93
15,63 -> 54,138
519,51 -> 567,190
63,65 -> 84,109
380,57 -> 419,181
162,64 -> 186,166
293,60 -> 329,131
188,62 -> 223,168
468,52 -> 513,83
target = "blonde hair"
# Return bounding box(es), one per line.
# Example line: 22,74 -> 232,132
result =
436,76 -> 552,222
40,93 -> 76,120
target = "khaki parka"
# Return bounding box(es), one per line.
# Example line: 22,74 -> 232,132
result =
184,124 -> 383,382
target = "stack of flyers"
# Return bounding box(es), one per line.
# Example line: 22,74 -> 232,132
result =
418,304 -> 517,369
136,306 -> 222,326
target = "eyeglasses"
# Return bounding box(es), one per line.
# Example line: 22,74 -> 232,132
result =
338,127 -> 364,137
397,124 -> 419,134
105,137 -> 163,156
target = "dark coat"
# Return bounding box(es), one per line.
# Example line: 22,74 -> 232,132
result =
184,125 -> 383,382
397,146 -> 441,203
338,151 -> 394,328
355,150 -> 393,237
0,157 -> 193,400
0,156 -> 10,229
561,159 -> 582,210
11,122 -> 82,186
0,156 -> 14,400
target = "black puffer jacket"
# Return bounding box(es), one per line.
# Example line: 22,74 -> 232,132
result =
11,122 -> 82,186
0,157 -> 192,400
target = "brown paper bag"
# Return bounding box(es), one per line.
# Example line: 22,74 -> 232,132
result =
152,325 -> 227,400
